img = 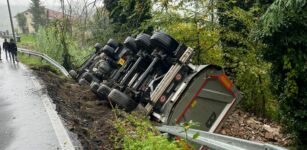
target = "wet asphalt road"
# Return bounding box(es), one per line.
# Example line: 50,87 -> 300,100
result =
0,39 -> 65,149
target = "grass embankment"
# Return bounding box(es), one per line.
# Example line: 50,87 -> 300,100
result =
17,34 -> 184,149
18,34 -> 36,49
30,66 -> 185,149
111,110 -> 183,150
18,34 -> 65,76
18,33 -> 93,68
18,52 -> 61,76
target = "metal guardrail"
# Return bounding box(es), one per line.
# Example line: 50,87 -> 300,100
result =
157,125 -> 287,150
18,48 -> 70,76
0,34 -> 21,42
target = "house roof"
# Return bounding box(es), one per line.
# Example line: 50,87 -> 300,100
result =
46,8 -> 63,19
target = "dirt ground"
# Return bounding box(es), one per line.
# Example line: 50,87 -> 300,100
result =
218,109 -> 294,146
32,66 -> 117,150
31,66 -> 293,149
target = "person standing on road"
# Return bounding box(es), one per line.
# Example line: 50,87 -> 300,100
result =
8,39 -> 18,63
3,39 -> 10,60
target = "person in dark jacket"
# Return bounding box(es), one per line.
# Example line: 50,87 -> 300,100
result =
8,39 -> 18,63
3,39 -> 9,60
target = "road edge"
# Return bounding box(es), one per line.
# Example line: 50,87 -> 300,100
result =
20,64 -> 76,150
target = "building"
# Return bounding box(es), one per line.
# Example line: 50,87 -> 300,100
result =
15,8 -> 63,34
46,9 -> 63,20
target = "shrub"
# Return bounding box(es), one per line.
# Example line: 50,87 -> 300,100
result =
257,0 -> 307,148
111,110 -> 183,150
35,27 -> 93,69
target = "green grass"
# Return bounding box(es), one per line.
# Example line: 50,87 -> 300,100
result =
111,110 -> 185,150
18,52 -> 61,75
18,32 -> 94,69
18,34 -> 37,49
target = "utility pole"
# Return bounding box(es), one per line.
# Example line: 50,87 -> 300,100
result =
7,0 -> 16,41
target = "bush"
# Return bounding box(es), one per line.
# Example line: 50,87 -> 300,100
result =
18,34 -> 36,49
217,2 -> 278,119
35,26 -> 94,69
257,0 -> 307,148
111,110 -> 183,150
145,9 -> 223,66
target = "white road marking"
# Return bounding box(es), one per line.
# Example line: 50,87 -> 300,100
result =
23,63 -> 75,150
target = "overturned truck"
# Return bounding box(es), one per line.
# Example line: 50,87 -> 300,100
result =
69,32 -> 242,132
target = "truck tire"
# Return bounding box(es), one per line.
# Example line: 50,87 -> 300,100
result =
124,36 -> 139,54
81,72 -> 93,82
108,89 -> 138,112
97,84 -> 111,98
69,70 -> 78,79
97,61 -> 111,73
150,32 -> 179,52
78,78 -> 89,85
107,39 -> 119,49
136,33 -> 152,49
94,43 -> 103,51
90,82 -> 100,93
102,45 -> 115,58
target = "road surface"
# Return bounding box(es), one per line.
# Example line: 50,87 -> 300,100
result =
0,39 -> 76,150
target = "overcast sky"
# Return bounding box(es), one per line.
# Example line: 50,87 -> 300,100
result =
0,0 -> 62,31
0,0 -> 60,7
0,0 -> 103,31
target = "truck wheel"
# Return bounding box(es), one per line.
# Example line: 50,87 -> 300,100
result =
69,70 -> 78,79
90,82 -> 100,93
94,43 -> 103,51
108,89 -> 138,112
124,36 -> 139,54
78,78 -> 89,85
107,39 -> 119,49
82,72 -> 93,82
136,33 -> 152,50
102,45 -> 115,58
98,61 -> 111,74
150,32 -> 179,52
97,84 -> 111,99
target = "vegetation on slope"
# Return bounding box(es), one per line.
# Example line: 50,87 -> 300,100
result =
16,0 -> 307,148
